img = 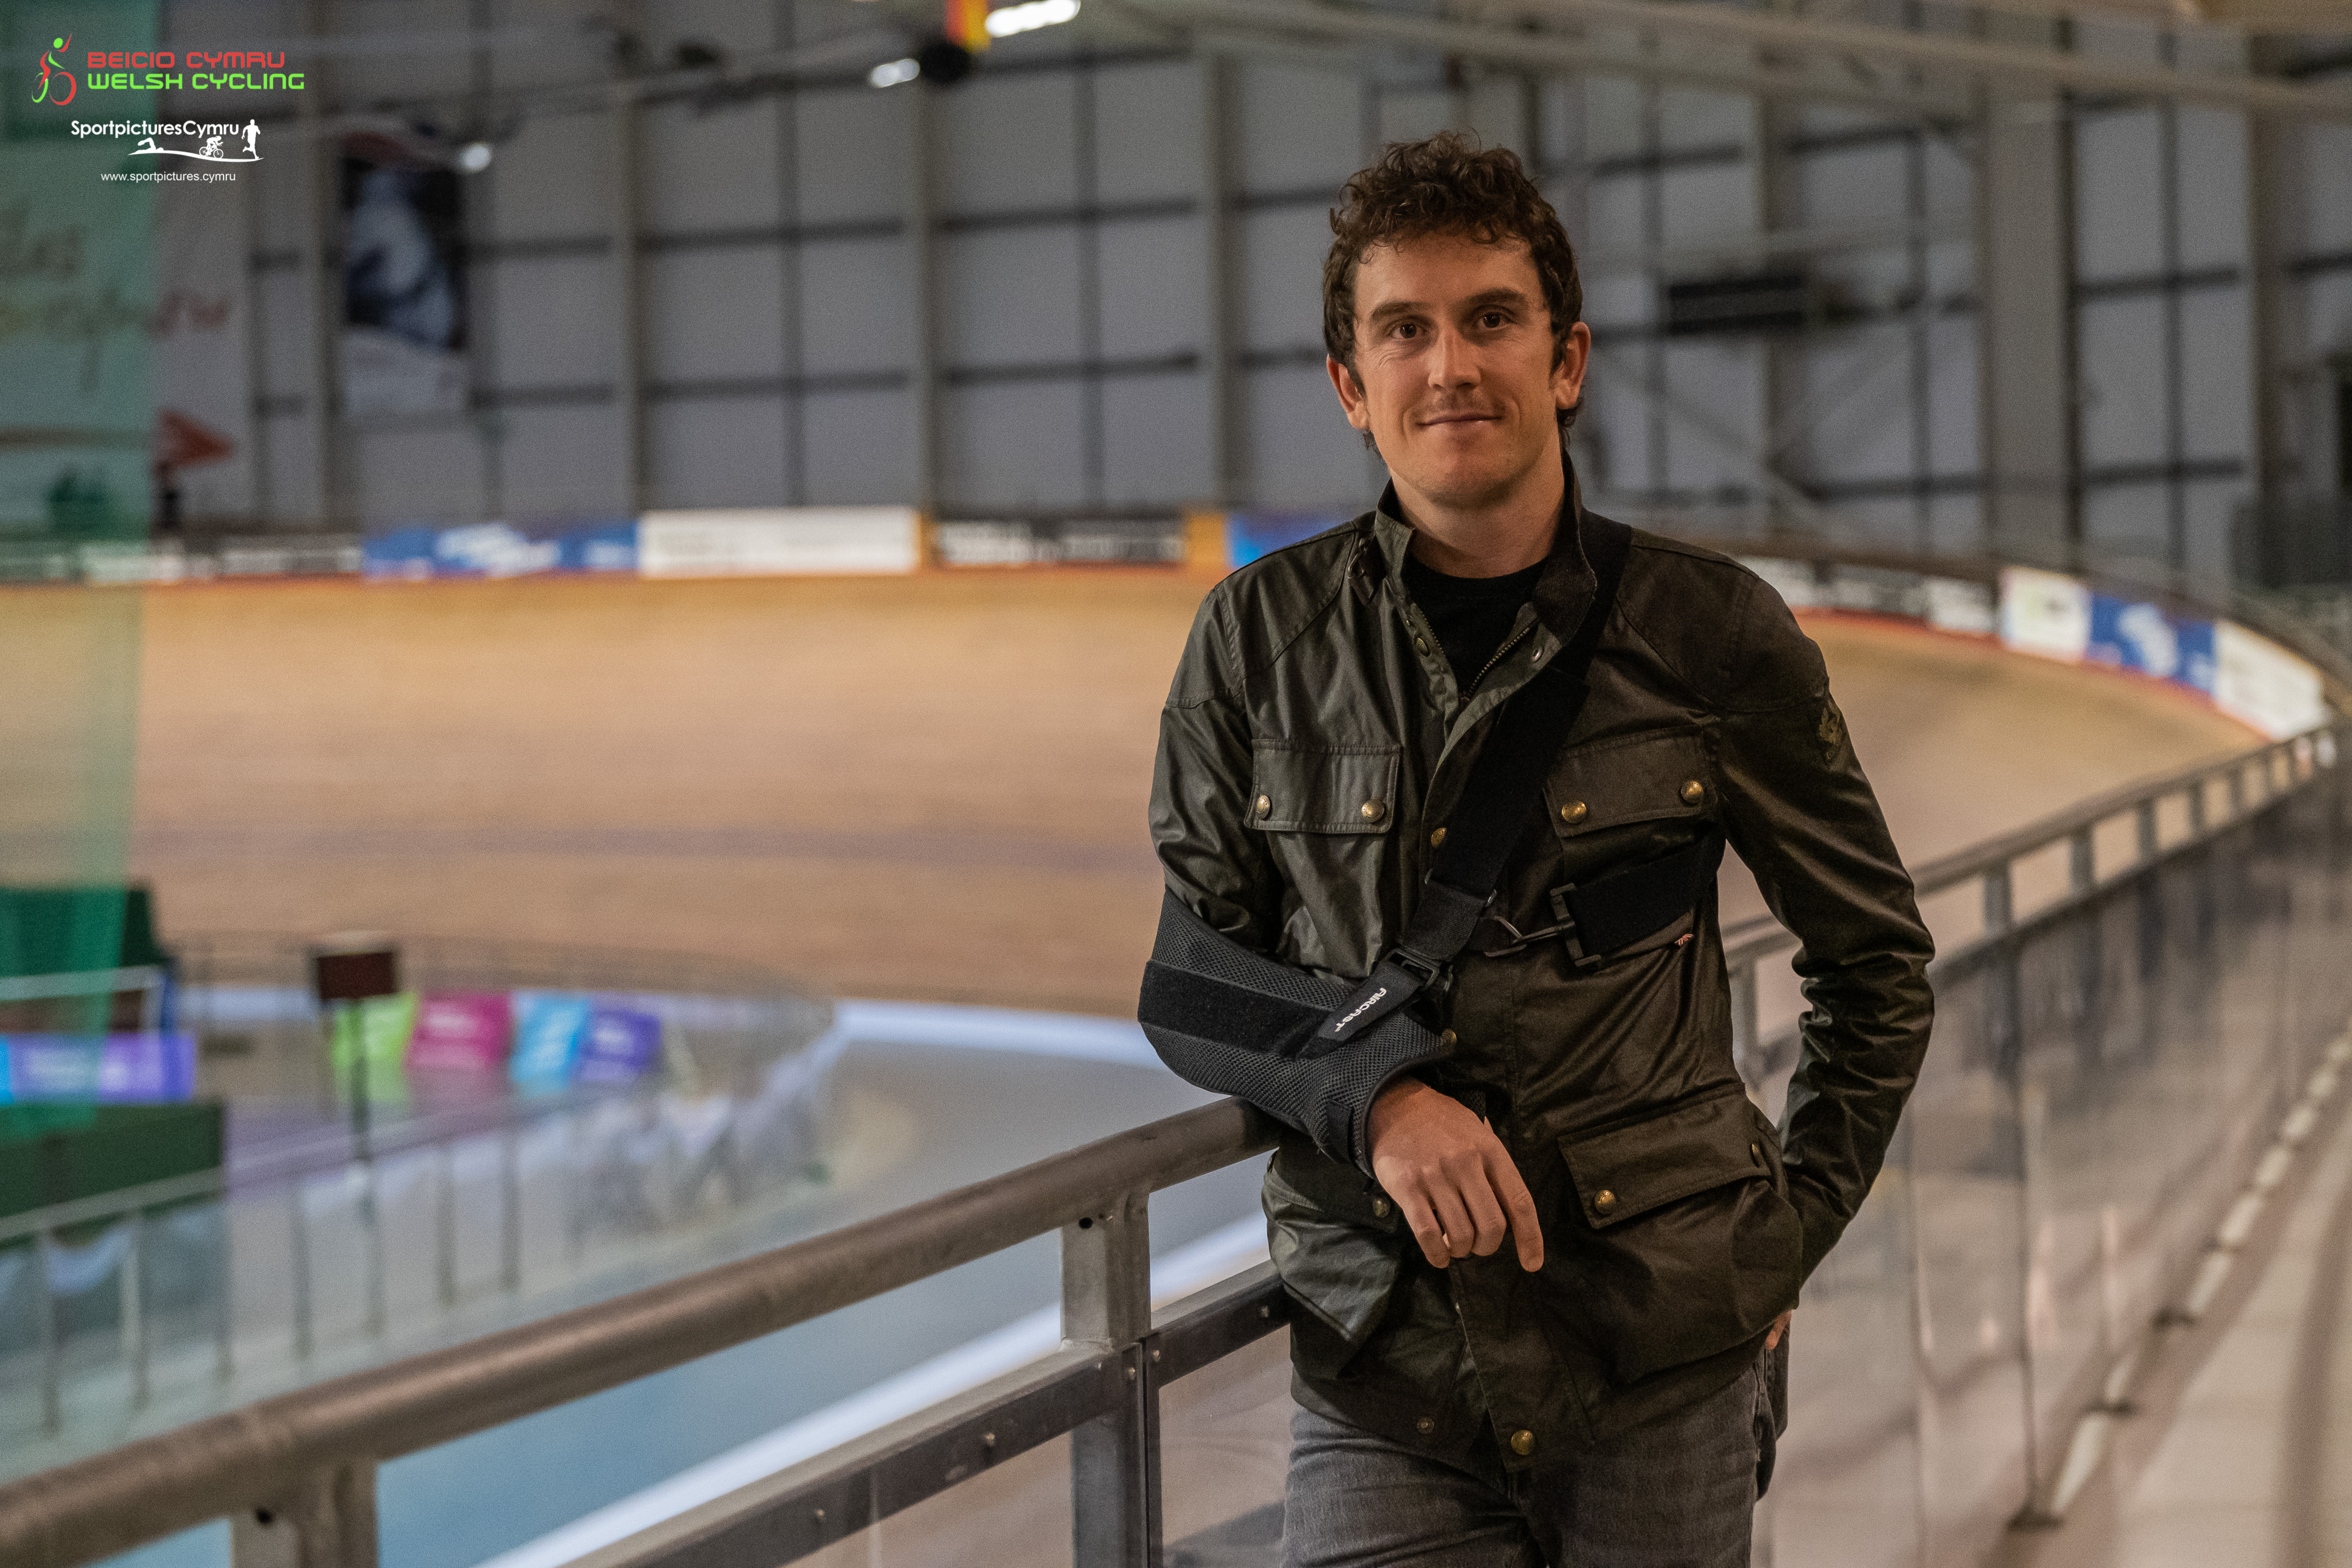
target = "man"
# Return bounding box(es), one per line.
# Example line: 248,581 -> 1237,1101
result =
1139,133 -> 1934,1565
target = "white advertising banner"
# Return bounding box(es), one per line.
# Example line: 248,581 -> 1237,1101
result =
637,508 -> 923,578
2213,622 -> 2327,741
1999,567 -> 2092,663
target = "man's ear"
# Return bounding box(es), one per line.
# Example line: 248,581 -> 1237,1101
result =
1326,355 -> 1372,433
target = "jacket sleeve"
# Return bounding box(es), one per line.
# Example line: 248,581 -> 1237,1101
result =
1711,585 -> 1936,1284
1141,587 -> 1447,1172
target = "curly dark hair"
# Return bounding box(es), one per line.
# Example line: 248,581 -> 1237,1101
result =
1322,132 -> 1584,438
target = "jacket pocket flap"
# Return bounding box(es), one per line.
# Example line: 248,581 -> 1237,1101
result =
1558,1089 -> 1770,1229
1545,728 -> 1710,838
1251,742 -> 1401,834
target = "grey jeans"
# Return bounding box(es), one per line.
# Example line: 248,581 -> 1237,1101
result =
1281,1353 -> 1776,1568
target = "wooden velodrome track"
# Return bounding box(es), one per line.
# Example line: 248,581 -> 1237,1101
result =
115,568 -> 2256,1017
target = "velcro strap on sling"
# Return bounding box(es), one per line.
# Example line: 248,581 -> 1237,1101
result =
1315,516 -> 1633,1045
1472,831 -> 1726,966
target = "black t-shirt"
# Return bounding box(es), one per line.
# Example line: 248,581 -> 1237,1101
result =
1402,550 -> 1545,695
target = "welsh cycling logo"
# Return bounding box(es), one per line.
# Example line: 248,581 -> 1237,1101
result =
34,34 -> 77,105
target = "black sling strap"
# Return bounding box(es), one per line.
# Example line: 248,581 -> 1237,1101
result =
1315,514 -> 1633,1045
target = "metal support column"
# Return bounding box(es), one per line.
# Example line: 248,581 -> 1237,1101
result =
907,81 -> 944,516
230,1460 -> 379,1568
1063,1185 -> 1154,1567
609,81 -> 647,514
1199,54 -> 1240,509
297,0 -> 342,529
2246,40 -> 2306,584
1975,16 -> 2078,568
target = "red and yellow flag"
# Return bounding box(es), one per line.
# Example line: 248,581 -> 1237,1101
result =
946,0 -> 992,49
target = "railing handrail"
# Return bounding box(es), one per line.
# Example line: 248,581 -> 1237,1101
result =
0,1098 -> 1279,1568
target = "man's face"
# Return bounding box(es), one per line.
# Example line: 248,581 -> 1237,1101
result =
1327,233 -> 1589,514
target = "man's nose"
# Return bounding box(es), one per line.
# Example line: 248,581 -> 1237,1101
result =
1425,325 -> 1478,387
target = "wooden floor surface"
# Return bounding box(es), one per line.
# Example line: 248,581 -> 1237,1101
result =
108,570 -> 2256,1015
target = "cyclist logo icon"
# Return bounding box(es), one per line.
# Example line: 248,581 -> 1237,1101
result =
33,34 -> 76,106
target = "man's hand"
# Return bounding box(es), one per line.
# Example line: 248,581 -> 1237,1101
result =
1765,1309 -> 1793,1351
1368,1078 -> 1544,1272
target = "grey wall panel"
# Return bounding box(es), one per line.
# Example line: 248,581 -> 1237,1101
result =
2182,479 -> 2240,579
1927,238 -> 1974,302
649,396 -> 790,509
351,424 -> 484,526
802,389 -> 916,504
1802,328 -> 1915,482
1097,218 -> 1205,360
1239,208 -> 1333,355
2078,296 -> 2168,467
1658,162 -> 1755,248
2180,287 -> 2253,462
1655,89 -> 1749,153
1823,243 -> 1917,309
940,73 -> 1079,216
2303,122 -> 2352,256
254,144 -> 309,253
1582,77 -> 1646,165
329,0 -> 467,102
1101,375 -> 1214,505
1093,61 -> 1203,202
644,248 -> 789,382
2075,110 -> 2166,282
1235,62 -> 1363,194
1579,374 -> 1652,500
2174,109 -> 2247,272
652,0 -> 780,55
1926,317 -> 1979,476
1927,494 -> 1982,557
1660,341 -> 1762,490
2307,274 -> 2352,356
2081,480 -> 2169,560
799,236 -> 916,375
796,87 -> 908,225
1378,89 -> 1458,149
941,226 -> 1083,366
259,411 -> 316,526
1464,76 -> 1533,159
1244,366 -> 1378,511
488,109 -> 609,245
1799,145 -> 1906,232
1581,271 -> 1652,332
1584,175 -> 1646,262
642,99 -> 784,235
257,269 -> 313,400
940,382 -> 1088,509
1833,498 -> 1923,551
1923,135 -> 1972,220
483,255 -> 613,389
500,405 -> 629,519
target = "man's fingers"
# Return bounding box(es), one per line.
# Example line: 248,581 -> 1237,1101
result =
1396,1188 -> 1452,1269
1426,1186 -> 1478,1259
1485,1149 -> 1546,1272
1457,1177 -> 1510,1258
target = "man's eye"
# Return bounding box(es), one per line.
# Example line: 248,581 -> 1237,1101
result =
1479,312 -> 1507,328
1394,322 -> 1420,339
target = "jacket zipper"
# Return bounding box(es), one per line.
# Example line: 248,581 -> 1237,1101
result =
1465,620 -> 1533,697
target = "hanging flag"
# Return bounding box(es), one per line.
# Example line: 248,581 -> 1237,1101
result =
946,0 -> 992,49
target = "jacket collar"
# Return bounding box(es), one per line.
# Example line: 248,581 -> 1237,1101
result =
1365,446 -> 1599,647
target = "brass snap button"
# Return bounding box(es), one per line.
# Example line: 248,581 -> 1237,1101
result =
1414,636 -> 1431,654
1372,1198 -> 1392,1219
1593,1189 -> 1617,1213
1440,1029 -> 1457,1046
1681,779 -> 1705,805
1429,827 -> 1446,848
1255,794 -> 1271,817
1361,800 -> 1386,822
1415,1416 -> 1436,1436
1559,801 -> 1588,825
1509,1429 -> 1536,1457
1751,1142 -> 1762,1162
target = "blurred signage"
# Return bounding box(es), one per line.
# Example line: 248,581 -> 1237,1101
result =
363,519 -> 638,580
0,1032 -> 197,1102
933,518 -> 1185,567
2214,621 -> 2327,741
1227,512 -> 1345,568
638,507 -> 921,577
405,992 -> 513,1075
340,132 -> 467,417
1998,567 -> 2092,662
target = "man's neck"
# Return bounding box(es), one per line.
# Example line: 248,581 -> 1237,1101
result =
1395,450 -> 1566,579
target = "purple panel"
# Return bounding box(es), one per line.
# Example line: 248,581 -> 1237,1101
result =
574,1005 -> 663,1084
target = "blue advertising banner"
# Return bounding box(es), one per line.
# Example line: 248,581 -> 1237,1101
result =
1227,513 -> 1346,569
2086,594 -> 2217,697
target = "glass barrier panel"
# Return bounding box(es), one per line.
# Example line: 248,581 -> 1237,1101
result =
796,1430 -> 1074,1568
1158,1327 -> 1292,1566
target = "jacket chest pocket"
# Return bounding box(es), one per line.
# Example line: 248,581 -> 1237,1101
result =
1250,742 -> 1402,834
1554,1089 -> 1800,1385
1543,728 -> 1713,842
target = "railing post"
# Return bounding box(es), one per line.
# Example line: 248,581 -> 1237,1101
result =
122,1208 -> 149,1409
1983,861 -> 2014,934
36,1228 -> 61,1434
436,1145 -> 458,1310
216,1198 -> 236,1383
2135,800 -> 2159,863
499,1131 -> 523,1294
230,1459 -> 379,1568
2067,829 -> 2094,895
1063,1185 -> 1155,1568
290,1182 -> 314,1361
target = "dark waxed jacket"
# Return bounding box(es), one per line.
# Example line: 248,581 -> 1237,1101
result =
1144,471 -> 1935,1462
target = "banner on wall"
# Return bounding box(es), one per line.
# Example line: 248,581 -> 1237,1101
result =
0,1033 -> 197,1102
638,507 -> 921,577
1998,568 -> 2092,663
2214,622 -> 2328,741
2085,595 -> 2217,694
152,182 -> 253,527
340,133 -> 466,417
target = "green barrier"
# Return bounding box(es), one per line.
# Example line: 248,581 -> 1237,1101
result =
0,1101 -> 223,1223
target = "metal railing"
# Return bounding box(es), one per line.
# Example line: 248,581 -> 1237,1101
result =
0,718 -> 2343,1568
